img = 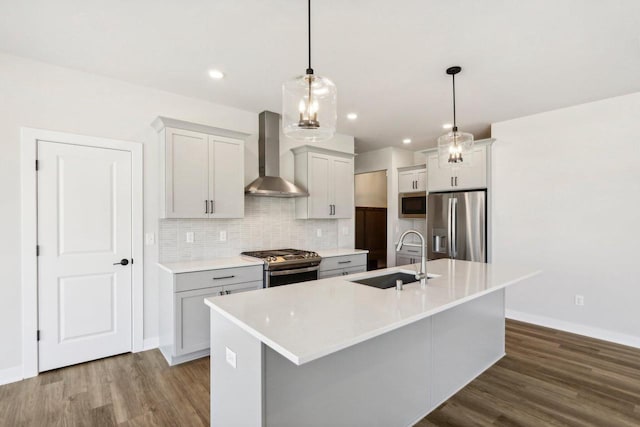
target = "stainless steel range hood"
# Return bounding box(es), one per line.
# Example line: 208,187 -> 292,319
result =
245,111 -> 309,198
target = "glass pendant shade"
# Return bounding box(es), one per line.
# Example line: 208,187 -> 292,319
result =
282,73 -> 337,142
438,65 -> 474,168
437,128 -> 474,168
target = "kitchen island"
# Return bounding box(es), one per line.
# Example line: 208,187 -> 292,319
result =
204,259 -> 538,427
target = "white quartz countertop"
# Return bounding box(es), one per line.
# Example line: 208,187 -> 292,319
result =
158,256 -> 264,274
205,259 -> 539,365
316,248 -> 369,258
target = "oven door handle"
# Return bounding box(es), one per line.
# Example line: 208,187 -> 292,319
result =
268,265 -> 320,276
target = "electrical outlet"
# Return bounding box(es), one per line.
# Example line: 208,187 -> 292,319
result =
575,295 -> 585,306
186,232 -> 194,243
145,233 -> 155,245
220,230 -> 227,242
316,228 -> 322,237
225,347 -> 236,369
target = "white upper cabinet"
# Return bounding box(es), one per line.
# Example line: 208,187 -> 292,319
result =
426,142 -> 491,192
209,136 -> 244,218
293,146 -> 355,219
154,117 -> 248,219
164,128 -> 210,218
398,166 -> 427,193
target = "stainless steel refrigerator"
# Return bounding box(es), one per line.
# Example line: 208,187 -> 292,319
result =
427,190 -> 486,262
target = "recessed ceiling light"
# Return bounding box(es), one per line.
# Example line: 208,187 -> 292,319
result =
402,138 -> 412,144
208,69 -> 225,80
347,113 -> 358,120
442,123 -> 453,129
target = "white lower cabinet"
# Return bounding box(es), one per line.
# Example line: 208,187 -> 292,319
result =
318,253 -> 367,279
396,247 -> 423,266
159,264 -> 262,365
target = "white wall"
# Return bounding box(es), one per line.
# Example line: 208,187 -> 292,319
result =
492,92 -> 640,347
0,52 -> 355,374
355,171 -> 387,208
355,147 -> 417,266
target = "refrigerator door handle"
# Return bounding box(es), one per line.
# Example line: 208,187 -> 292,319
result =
451,197 -> 458,258
447,197 -> 453,258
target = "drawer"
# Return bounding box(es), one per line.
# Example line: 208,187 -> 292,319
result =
175,265 -> 263,292
397,247 -> 422,257
319,254 -> 367,272
319,265 -> 366,279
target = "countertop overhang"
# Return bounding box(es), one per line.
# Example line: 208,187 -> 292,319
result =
205,259 -> 540,365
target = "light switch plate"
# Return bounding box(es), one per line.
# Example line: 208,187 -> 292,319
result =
186,232 -> 194,243
220,230 -> 227,242
145,233 -> 155,245
225,347 -> 237,369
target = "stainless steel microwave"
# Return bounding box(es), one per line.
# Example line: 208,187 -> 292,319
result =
399,192 -> 426,218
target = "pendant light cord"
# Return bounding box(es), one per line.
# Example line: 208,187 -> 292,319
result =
452,73 -> 457,129
307,0 -> 313,74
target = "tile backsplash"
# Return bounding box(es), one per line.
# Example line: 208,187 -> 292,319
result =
159,197 -> 352,263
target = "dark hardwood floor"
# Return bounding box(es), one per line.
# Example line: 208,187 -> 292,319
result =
1,320 -> 639,426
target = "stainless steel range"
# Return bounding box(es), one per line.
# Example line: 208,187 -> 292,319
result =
241,249 -> 322,288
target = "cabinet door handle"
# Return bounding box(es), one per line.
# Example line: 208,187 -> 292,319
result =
213,275 -> 235,280
218,290 -> 224,296
205,200 -> 209,214
450,177 -> 454,187
454,176 -> 458,187
338,260 -> 352,264
225,290 -> 231,295
210,200 -> 215,213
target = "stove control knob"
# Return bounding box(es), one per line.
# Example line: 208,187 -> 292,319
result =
311,252 -> 318,257
267,256 -> 277,262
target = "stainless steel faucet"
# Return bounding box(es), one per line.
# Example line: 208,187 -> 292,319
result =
396,230 -> 427,287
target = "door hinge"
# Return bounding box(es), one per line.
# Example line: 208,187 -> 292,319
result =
37,330 -> 40,341
35,160 -> 39,171
36,245 -> 40,256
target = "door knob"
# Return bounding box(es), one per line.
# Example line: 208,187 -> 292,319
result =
113,259 -> 129,266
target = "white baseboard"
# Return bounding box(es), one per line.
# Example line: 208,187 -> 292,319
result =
506,309 -> 640,349
142,336 -> 159,351
0,365 -> 23,386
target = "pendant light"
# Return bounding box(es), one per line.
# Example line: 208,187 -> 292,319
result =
438,66 -> 474,167
282,0 -> 337,142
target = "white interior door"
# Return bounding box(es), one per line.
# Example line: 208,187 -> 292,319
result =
37,141 -> 132,372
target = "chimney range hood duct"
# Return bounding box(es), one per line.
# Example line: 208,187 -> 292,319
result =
244,111 -> 309,198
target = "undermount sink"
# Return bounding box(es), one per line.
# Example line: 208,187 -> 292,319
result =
351,272 -> 435,289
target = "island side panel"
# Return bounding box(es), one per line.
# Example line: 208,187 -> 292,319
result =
210,309 -> 264,427
263,316 -> 432,427
430,288 -> 505,410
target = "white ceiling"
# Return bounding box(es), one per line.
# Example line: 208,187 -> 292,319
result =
1,0 -> 639,152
